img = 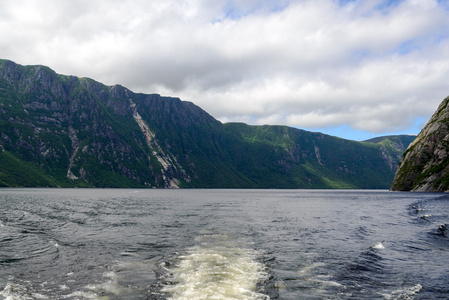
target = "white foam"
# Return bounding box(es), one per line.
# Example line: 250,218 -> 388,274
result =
420,214 -> 432,220
0,281 -> 49,300
85,271 -> 123,296
62,290 -> 99,299
372,242 -> 385,249
296,264 -> 344,293
383,283 -> 423,299
59,285 -> 70,291
320,280 -> 343,287
162,234 -> 269,300
297,262 -> 326,275
30,293 -> 48,299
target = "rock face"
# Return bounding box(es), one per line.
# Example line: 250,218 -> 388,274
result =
0,59 -> 414,188
391,96 -> 449,192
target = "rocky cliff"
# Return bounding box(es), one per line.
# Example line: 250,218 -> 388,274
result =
391,96 -> 449,192
0,59 -> 414,188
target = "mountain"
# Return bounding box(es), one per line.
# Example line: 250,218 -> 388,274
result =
391,96 -> 449,192
364,135 -> 416,149
363,135 -> 417,170
0,59 -> 413,188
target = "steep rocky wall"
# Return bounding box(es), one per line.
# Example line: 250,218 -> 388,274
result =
0,59 -> 415,189
391,96 -> 449,192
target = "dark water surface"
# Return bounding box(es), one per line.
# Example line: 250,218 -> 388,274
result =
0,189 -> 448,299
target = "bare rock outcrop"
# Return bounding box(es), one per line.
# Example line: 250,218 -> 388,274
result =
391,96 -> 449,192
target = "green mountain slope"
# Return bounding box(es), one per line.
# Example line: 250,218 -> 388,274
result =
0,59 -> 414,188
364,135 -> 416,150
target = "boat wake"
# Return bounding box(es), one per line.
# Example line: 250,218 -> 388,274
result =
161,232 -> 270,300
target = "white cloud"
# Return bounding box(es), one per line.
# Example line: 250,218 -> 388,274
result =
1,0 -> 448,140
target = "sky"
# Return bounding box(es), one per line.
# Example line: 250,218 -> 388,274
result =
1,0 -> 449,141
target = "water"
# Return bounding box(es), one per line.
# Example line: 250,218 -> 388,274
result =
0,189 -> 448,299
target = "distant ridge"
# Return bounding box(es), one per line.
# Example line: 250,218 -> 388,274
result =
0,59 -> 413,188
364,135 -> 416,146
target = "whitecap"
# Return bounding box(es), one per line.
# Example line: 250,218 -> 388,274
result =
85,271 -> 123,296
297,262 -> 326,275
420,214 -> 432,221
372,242 -> 385,249
59,285 -> 70,291
31,292 -> 49,299
0,280 -> 50,300
62,290 -> 99,299
383,283 -> 423,299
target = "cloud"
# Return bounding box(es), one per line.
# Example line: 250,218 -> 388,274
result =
1,0 -> 449,140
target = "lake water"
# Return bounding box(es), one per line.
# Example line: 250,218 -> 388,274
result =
0,189 -> 448,299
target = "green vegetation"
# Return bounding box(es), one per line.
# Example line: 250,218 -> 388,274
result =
0,150 -> 58,187
0,59 -> 415,189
